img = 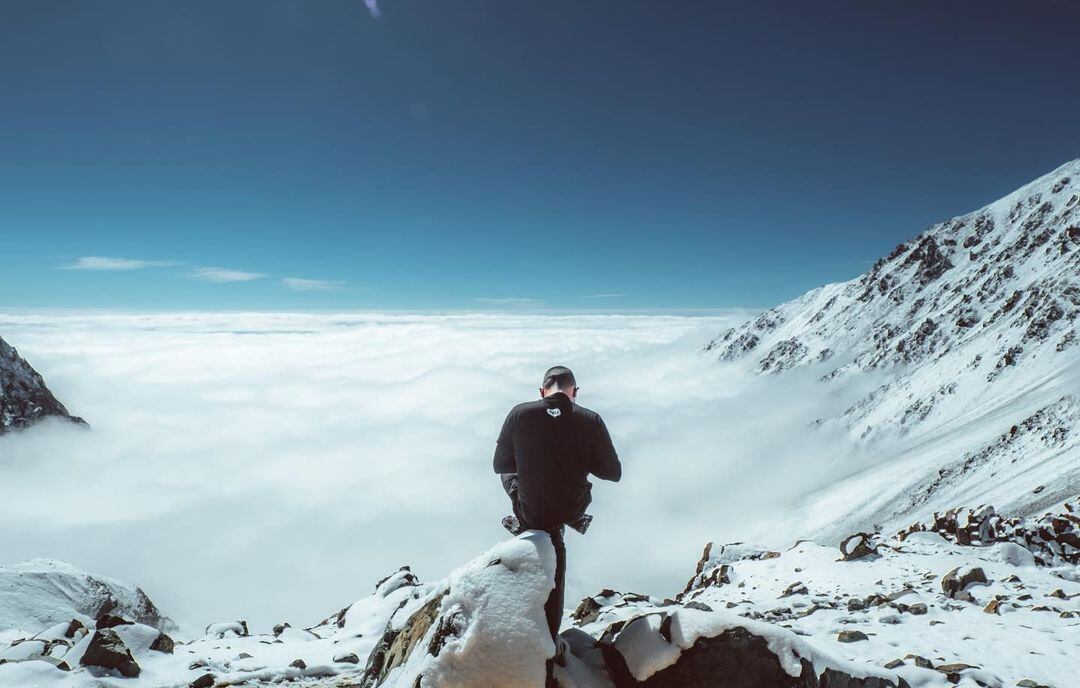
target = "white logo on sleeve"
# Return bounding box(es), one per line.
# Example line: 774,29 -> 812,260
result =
547,408 -> 562,418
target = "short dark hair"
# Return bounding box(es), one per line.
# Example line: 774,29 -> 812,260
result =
542,366 -> 576,391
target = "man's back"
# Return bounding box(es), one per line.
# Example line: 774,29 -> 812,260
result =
493,391 -> 621,531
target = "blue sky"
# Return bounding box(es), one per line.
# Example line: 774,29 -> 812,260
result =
2,0 -> 1078,311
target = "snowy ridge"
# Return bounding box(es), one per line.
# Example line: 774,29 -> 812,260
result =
0,334 -> 85,434
706,158 -> 1080,437
705,159 -> 1080,532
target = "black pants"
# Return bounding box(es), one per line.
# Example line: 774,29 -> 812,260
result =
544,526 -> 566,642
505,485 -> 567,642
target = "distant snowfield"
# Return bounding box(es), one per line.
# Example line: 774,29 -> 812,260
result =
0,311 -> 876,633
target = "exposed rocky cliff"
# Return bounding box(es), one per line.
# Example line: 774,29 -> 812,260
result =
0,334 -> 85,434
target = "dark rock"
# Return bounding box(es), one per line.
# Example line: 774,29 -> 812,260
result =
840,533 -> 878,561
190,674 -> 215,688
837,630 -> 869,643
80,629 -> 141,678
603,625 -> 906,688
935,662 -> 979,683
904,654 -> 933,669
289,658 -> 307,670
64,619 -> 86,639
941,567 -> 989,598
780,582 -> 808,597
95,614 -> 133,630
149,632 -> 175,654
335,652 -> 361,664
361,590 -> 447,687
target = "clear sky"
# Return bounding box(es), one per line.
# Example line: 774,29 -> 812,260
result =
2,0 -> 1079,311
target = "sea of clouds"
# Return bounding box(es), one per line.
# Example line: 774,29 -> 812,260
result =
0,312 -> 876,633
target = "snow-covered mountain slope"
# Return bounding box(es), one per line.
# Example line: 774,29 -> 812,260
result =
705,159 -> 1080,535
0,334 -> 85,434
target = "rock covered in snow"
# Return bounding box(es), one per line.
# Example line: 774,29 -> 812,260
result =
0,334 -> 85,434
898,500 -> 1080,566
0,559 -> 174,636
361,530 -> 557,688
79,628 -> 141,678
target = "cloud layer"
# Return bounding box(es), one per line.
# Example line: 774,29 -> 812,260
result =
0,312 -> 868,634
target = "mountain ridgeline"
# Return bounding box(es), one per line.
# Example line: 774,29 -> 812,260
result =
706,158 -> 1080,532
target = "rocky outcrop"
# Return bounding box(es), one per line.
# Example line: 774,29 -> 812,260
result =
898,500 -> 1080,566
0,334 -> 85,434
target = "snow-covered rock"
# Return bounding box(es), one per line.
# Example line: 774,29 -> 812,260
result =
0,333 -> 85,434
361,530 -> 557,688
0,559 -> 173,638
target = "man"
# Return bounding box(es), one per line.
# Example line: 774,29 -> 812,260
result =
492,365 -> 622,651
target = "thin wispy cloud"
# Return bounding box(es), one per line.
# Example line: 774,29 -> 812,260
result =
364,0 -> 380,18
282,277 -> 346,292
582,293 -> 625,300
474,297 -> 545,308
188,266 -> 266,283
60,256 -> 174,271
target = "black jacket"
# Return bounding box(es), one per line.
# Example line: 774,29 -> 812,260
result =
493,392 -> 621,530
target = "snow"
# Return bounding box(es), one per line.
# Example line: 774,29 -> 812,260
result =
0,559 -> 172,642
380,530 -> 556,688
705,158 -> 1080,539
669,532 -> 1080,687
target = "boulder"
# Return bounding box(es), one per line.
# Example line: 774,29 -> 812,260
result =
941,566 -> 989,598
0,559 -> 174,633
149,631 -> 175,653
360,531 -> 556,687
594,613 -> 906,688
840,532 -> 879,561
79,628 -> 140,678
190,673 -> 215,688
204,620 -> 249,638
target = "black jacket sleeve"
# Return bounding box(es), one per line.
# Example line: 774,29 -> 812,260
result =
493,410 -> 516,474
589,415 -> 621,482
